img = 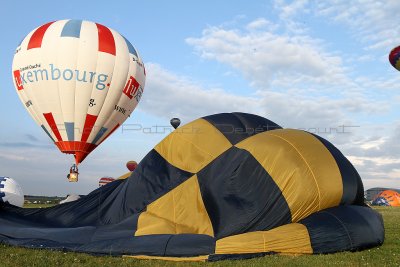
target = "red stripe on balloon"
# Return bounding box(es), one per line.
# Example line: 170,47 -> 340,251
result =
81,114 -> 98,142
27,22 -> 54,50
43,112 -> 63,142
96,23 -> 116,55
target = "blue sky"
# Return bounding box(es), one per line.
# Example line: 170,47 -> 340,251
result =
1,0 -> 399,195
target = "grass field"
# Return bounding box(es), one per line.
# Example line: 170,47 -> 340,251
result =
0,207 -> 399,267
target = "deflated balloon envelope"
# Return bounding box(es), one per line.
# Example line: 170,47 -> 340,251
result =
0,113 -> 384,261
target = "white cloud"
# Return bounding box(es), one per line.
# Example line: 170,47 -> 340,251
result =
186,26 -> 348,89
246,18 -> 277,32
315,0 -> 400,51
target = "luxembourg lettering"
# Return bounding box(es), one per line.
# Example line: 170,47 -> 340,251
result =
16,63 -> 109,90
123,75 -> 143,102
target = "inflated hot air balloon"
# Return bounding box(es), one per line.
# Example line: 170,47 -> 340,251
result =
12,20 -> 146,179
389,45 -> 400,71
126,160 -> 137,172
170,118 -> 181,129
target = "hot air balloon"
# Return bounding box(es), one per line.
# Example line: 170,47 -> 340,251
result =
389,45 -> 400,71
170,118 -> 181,129
98,176 -> 115,187
126,160 -> 138,171
372,190 -> 400,206
12,20 -> 146,181
0,113 -> 385,259
0,177 -> 24,207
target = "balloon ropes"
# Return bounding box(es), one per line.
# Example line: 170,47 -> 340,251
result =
12,20 -> 146,181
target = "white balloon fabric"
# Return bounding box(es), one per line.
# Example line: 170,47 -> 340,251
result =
59,194 -> 81,204
12,20 -> 146,165
0,177 -> 24,207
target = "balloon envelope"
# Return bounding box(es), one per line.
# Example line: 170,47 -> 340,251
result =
60,194 -> 81,204
170,118 -> 181,129
372,190 -> 400,206
0,177 -> 24,207
126,161 -> 138,171
389,45 -> 400,71
12,20 -> 146,165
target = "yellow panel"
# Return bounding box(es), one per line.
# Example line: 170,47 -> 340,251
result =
216,223 -> 312,255
236,129 -> 342,222
135,175 -> 214,237
117,172 -> 131,180
154,118 -> 232,173
124,255 -> 208,262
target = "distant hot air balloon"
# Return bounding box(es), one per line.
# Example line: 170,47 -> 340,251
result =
126,160 -> 138,171
98,176 -> 115,187
170,118 -> 181,129
12,20 -> 146,179
372,190 -> 400,207
0,177 -> 24,207
389,45 -> 400,71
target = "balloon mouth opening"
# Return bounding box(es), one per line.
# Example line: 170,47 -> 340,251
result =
54,141 -> 97,164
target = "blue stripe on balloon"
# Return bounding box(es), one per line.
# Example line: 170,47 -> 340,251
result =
61,20 -> 83,38
41,125 -> 56,143
92,127 -> 108,144
123,36 -> 138,57
65,122 -> 75,141
0,192 -> 5,198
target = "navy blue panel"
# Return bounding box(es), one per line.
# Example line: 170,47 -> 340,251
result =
0,179 -> 125,227
0,150 -> 193,228
203,112 -> 282,145
108,149 -> 194,220
301,206 -> 384,254
197,146 -> 291,239
165,234 -> 215,257
312,134 -> 364,205
0,231 -> 214,257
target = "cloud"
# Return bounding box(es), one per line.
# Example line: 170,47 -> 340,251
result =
314,0 -> 400,51
141,63 -> 385,136
186,25 -> 348,89
0,141 -> 52,149
140,63 -> 259,122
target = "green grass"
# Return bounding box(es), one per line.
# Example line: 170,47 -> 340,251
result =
23,203 -> 55,208
0,207 -> 399,267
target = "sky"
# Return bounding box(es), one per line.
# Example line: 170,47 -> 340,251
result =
0,0 -> 399,196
